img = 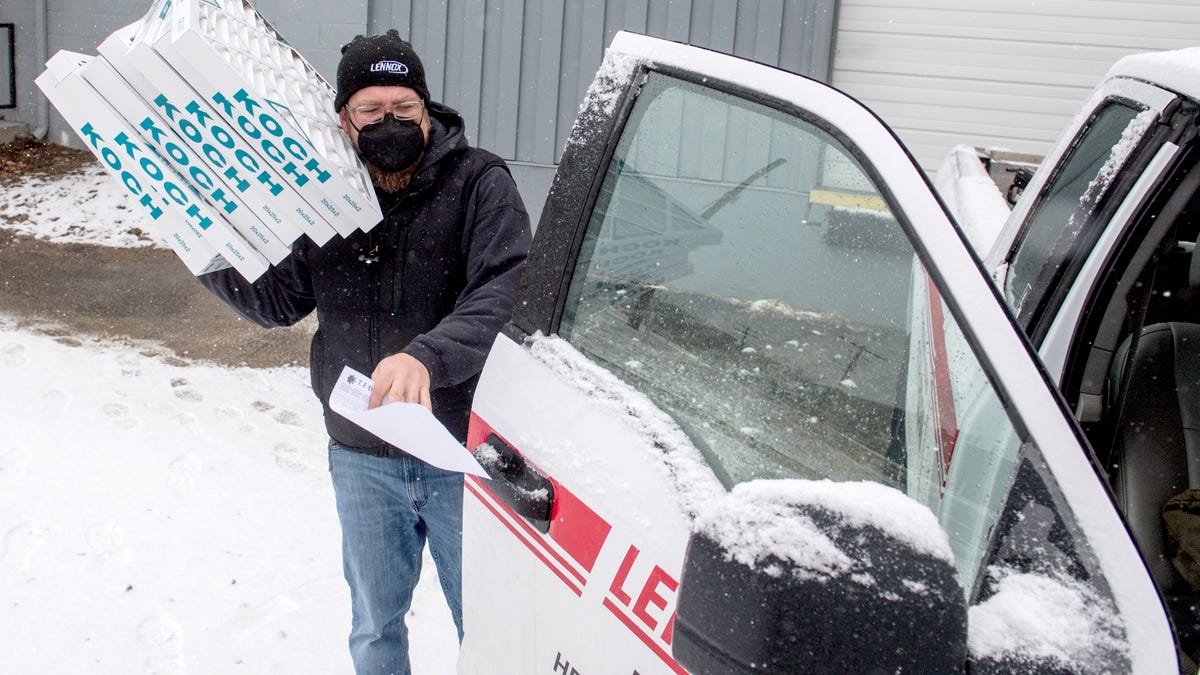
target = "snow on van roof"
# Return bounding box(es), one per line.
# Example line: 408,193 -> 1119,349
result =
1107,46 -> 1200,100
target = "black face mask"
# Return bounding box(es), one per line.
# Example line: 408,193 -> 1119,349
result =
354,113 -> 426,173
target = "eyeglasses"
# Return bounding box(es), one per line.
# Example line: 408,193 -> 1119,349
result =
347,100 -> 424,127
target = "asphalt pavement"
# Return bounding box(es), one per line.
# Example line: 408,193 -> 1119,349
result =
0,227 -> 316,368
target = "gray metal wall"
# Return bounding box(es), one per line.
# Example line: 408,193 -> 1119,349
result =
369,0 -> 838,219
3,0 -> 837,220
6,0 -> 155,142
2,0 -> 366,146
371,0 -> 838,165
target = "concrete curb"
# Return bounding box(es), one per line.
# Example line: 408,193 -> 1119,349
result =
0,120 -> 31,144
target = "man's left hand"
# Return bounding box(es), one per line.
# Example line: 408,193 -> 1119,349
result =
369,353 -> 432,411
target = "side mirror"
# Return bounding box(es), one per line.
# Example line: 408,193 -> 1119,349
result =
672,479 -> 967,673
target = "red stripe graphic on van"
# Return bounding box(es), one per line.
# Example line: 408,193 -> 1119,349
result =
465,476 -> 583,595
548,482 -> 610,573
925,275 -> 960,490
468,413 -> 681,671
602,598 -> 687,674
467,412 -> 612,583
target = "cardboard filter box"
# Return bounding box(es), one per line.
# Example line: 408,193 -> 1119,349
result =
35,51 -> 249,278
159,0 -> 378,236
98,21 -> 335,250
35,0 -> 381,282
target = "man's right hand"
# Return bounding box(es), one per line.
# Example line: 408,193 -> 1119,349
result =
368,352 -> 432,411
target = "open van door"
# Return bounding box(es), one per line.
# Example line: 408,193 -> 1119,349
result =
460,32 -> 1176,673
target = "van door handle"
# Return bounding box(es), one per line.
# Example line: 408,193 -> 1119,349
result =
474,433 -> 555,533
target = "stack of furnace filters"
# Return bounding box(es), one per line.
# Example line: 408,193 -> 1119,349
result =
35,0 -> 381,282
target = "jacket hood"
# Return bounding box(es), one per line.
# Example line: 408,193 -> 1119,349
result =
415,101 -> 469,178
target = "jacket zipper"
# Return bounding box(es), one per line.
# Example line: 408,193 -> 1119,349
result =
369,181 -> 423,365
383,192 -> 413,315
368,228 -> 379,367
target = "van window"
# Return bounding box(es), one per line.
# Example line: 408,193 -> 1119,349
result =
556,71 -> 1026,513
560,72 -> 915,488
1005,101 -> 1149,328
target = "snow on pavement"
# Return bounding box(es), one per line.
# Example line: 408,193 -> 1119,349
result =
0,322 -> 458,673
0,166 -> 156,248
1,155 -> 458,674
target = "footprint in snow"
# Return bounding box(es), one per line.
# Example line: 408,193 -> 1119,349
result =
218,593 -> 300,643
273,443 -> 309,473
115,352 -> 141,377
170,377 -> 203,402
172,411 -> 202,432
136,615 -> 186,674
215,405 -> 243,420
143,654 -> 186,675
137,616 -> 183,649
42,388 -> 72,418
166,455 -> 202,492
272,409 -> 303,426
84,520 -> 128,560
1,342 -> 28,367
0,446 -> 31,479
253,400 -> 303,427
102,401 -> 139,429
0,521 -> 48,574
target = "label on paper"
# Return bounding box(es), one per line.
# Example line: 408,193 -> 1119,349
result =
329,365 -> 489,477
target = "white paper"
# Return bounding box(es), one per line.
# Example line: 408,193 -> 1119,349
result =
329,365 -> 489,477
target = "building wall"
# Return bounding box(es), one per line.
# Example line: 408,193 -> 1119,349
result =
4,0 -> 835,220
832,0 -> 1200,171
5,0 -> 152,144
1,0 -> 365,146
368,0 -> 836,165
10,1 -> 1200,180
367,0 -> 838,220
252,0 -> 367,87
3,1 -> 34,118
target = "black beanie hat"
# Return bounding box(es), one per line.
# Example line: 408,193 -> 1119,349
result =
334,30 -> 430,112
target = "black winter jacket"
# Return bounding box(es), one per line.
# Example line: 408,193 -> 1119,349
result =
199,102 -> 531,452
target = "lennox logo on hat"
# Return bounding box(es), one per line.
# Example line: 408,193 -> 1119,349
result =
335,30 -> 431,110
370,60 -> 409,75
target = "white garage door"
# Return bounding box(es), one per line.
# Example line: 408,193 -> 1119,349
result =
831,0 -> 1200,170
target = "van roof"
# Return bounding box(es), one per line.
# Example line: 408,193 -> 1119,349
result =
1107,46 -> 1200,101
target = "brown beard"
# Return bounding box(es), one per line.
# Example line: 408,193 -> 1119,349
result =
366,153 -> 423,193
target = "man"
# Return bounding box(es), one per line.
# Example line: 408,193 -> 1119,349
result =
198,30 -> 531,674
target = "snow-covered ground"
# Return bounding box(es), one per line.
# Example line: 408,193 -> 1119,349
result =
0,169 -> 457,672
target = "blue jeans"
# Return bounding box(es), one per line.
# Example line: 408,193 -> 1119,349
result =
329,443 -> 464,675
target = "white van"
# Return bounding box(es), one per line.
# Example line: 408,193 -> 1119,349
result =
459,33 -> 1200,673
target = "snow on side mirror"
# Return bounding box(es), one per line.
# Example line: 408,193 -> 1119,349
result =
672,479 -> 967,673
